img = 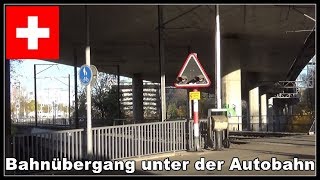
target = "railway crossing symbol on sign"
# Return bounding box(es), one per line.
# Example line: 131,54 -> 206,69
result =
174,53 -> 211,88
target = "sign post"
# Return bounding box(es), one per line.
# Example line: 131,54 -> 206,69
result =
79,63 -> 93,159
175,53 -> 211,151
192,89 -> 200,151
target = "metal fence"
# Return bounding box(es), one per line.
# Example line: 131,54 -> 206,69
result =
92,120 -> 187,160
225,115 -> 313,133
12,120 -> 187,162
12,117 -> 71,127
12,129 -> 84,162
11,115 -> 313,163
233,122 -> 313,133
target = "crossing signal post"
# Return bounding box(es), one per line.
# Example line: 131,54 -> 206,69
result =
190,89 -> 201,151
175,53 -> 211,151
207,5 -> 230,151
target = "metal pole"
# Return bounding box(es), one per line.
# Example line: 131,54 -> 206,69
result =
188,90 -> 192,119
85,5 -> 93,159
193,89 -> 200,151
187,46 -> 192,120
215,5 -> 222,109
214,130 -> 223,150
117,65 -> 121,118
5,59 -> 12,158
68,74 -> 71,126
34,65 -> 38,127
158,5 -> 166,122
52,101 -> 54,124
18,82 -> 21,120
74,48 -> 79,128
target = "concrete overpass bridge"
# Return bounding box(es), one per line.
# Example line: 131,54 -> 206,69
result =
54,4 -> 315,125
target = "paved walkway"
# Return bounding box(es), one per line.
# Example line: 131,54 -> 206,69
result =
132,134 -> 316,175
15,134 -> 315,176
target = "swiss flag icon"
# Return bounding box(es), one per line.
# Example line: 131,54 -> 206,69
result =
6,6 -> 59,60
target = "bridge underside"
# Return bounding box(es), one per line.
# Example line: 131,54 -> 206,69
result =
57,5 -> 315,87
50,4 -> 317,127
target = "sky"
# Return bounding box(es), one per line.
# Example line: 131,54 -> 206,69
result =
10,60 -> 77,105
10,59 -> 132,105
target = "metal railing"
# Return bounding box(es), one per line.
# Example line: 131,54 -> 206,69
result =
189,115 -> 313,133
11,115 -> 313,162
12,129 -> 84,162
92,120 -> 186,160
12,117 -> 71,127
12,120 -> 187,162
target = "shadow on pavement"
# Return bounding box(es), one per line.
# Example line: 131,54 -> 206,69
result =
233,147 -> 315,160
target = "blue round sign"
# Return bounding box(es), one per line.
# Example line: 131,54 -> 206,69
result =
79,65 -> 92,86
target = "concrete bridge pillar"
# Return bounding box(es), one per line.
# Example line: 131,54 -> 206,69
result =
260,94 -> 267,131
222,69 -> 242,131
267,97 -> 274,131
272,98 -> 285,132
249,87 -> 259,131
132,73 -> 144,123
288,105 -> 293,115
221,39 -> 243,131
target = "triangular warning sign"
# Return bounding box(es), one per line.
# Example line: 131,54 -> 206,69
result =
174,53 -> 211,88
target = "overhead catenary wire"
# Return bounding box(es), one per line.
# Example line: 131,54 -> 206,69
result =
291,6 -> 316,22
155,5 -> 202,30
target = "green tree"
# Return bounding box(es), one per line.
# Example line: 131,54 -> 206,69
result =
73,72 -> 123,126
198,92 -> 215,119
91,73 -> 121,120
287,62 -> 315,132
75,89 -> 87,119
42,105 -> 49,113
177,105 -> 187,119
167,103 -> 178,119
26,100 -> 36,113
166,88 -> 188,119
